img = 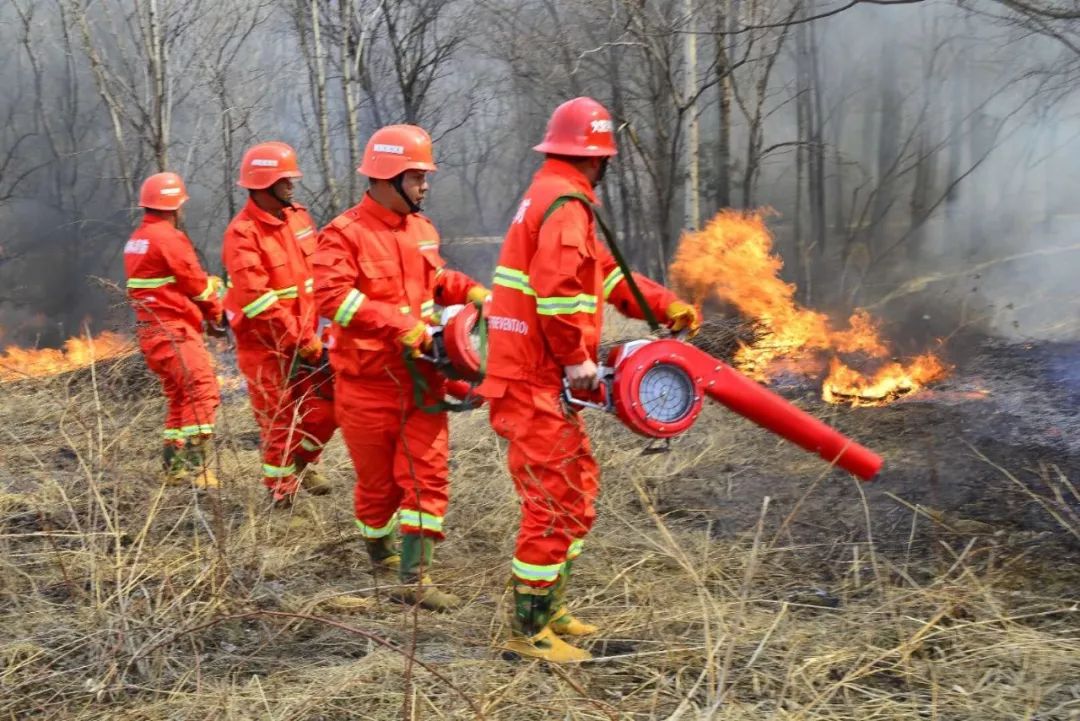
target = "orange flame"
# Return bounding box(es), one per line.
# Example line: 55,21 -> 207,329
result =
0,330 -> 133,382
670,210 -> 948,405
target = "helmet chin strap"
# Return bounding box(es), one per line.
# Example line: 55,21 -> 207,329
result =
392,174 -> 422,213
594,157 -> 610,186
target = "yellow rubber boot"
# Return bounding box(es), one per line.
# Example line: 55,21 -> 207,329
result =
548,559 -> 599,637
297,460 -> 332,496
549,607 -> 599,637
503,584 -> 591,663
186,436 -> 220,490
191,466 -> 220,490
390,534 -> 460,611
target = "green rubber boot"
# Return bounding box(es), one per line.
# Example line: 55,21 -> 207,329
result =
503,583 -> 591,662
364,531 -> 401,575
390,534 -> 461,611
161,441 -> 190,485
549,559 -> 599,636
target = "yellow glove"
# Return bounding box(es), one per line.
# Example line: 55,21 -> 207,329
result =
208,275 -> 224,298
399,321 -> 432,356
666,301 -> 702,337
299,336 -> 323,363
466,285 -> 491,306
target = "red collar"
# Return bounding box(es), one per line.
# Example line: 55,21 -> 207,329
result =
140,213 -> 176,229
538,158 -> 598,202
357,192 -> 408,229
242,196 -> 286,227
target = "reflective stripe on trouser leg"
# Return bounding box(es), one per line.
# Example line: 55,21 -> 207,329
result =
511,557 -> 564,584
392,399 -> 450,539
488,381 -> 600,587
139,323 -> 220,455
355,512 -> 398,539
235,345 -> 304,490
334,374 -> 451,541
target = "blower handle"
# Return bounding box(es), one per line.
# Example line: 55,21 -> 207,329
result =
561,367 -> 615,413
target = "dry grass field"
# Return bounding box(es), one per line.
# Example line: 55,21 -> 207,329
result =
0,321 -> 1077,720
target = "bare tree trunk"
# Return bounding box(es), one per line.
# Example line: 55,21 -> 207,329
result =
683,0 -> 700,230
309,0 -> 339,212
144,0 -> 168,169
871,34 -> 901,239
714,0 -> 735,209
794,10 -> 812,303
340,0 -> 361,202
807,8 -> 826,261
70,0 -> 135,205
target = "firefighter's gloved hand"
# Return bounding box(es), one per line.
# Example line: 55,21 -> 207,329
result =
299,337 -> 323,363
565,359 -> 600,391
399,321 -> 433,357
466,285 -> 491,308
666,301 -> 702,338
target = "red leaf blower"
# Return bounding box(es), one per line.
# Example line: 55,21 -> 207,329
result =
429,305 -> 883,480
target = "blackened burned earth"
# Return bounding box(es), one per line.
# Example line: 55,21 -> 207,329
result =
651,335 -> 1080,594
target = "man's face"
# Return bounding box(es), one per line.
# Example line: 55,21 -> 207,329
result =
271,178 -> 294,204
399,170 -> 429,208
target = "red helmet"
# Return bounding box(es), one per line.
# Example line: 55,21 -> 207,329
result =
237,141 -> 303,189
139,172 -> 189,211
358,125 -> 437,179
534,97 -> 617,157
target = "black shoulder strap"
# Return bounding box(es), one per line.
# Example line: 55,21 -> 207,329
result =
541,193 -> 661,332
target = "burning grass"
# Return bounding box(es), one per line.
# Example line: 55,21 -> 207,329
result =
671,211 -> 950,406
0,330 -> 132,382
0,337 -> 1076,720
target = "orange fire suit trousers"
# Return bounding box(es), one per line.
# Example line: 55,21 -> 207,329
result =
488,380 -> 599,587
334,373 -> 450,540
235,345 -> 336,491
138,322 -> 220,442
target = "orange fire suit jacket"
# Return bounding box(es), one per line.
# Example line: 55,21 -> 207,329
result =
313,193 -> 480,380
480,158 -> 676,390
124,214 -> 222,328
222,198 -> 319,351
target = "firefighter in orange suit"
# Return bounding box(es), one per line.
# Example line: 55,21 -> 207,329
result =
222,142 -> 336,506
125,172 -> 223,489
478,97 -> 702,661
313,125 -> 488,610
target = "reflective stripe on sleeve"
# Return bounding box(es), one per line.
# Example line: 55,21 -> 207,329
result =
127,276 -> 176,290
243,291 -> 279,318
492,265 -> 536,297
193,278 -> 217,301
602,268 -> 625,300
536,293 -> 598,316
333,288 -> 366,326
